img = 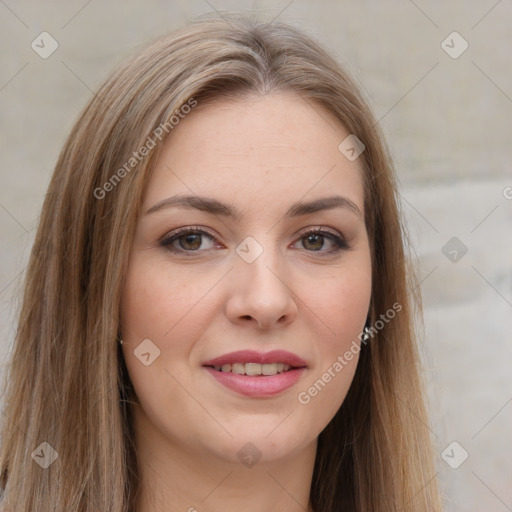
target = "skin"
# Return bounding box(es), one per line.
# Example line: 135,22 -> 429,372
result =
120,92 -> 372,512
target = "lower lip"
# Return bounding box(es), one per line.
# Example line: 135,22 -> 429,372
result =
204,367 -> 306,397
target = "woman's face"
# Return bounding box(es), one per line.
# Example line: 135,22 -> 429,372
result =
120,92 -> 372,466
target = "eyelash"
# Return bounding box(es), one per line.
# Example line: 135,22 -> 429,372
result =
158,226 -> 349,256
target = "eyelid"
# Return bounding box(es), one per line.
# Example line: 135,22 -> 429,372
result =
159,225 -> 218,242
294,225 -> 343,240
158,226 -> 222,252
292,226 -> 349,253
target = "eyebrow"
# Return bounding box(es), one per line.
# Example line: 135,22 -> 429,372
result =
145,194 -> 363,219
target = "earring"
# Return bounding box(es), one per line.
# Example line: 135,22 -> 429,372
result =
362,322 -> 372,342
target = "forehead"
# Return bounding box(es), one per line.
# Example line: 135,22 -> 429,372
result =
144,92 -> 365,215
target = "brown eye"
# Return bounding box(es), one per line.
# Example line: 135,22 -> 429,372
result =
302,233 -> 325,251
179,233 -> 202,250
294,229 -> 349,254
159,228 -> 217,254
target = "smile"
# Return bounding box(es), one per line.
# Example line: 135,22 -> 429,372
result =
202,350 -> 307,397
211,362 -> 293,375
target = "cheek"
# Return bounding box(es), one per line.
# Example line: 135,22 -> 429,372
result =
119,257 -> 219,421
316,276 -> 369,332
293,255 -> 371,419
120,256 -> 218,342
297,257 -> 372,343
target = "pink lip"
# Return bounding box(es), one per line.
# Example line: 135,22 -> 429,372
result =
202,350 -> 307,368
204,367 -> 306,397
202,350 -> 308,398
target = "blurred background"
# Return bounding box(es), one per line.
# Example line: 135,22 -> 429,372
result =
0,1 -> 511,510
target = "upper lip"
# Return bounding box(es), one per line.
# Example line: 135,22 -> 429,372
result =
202,350 -> 307,368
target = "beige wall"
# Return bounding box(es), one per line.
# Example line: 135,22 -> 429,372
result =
1,1 -> 511,509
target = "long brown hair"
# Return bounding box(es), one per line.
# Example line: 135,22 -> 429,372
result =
0,14 -> 441,511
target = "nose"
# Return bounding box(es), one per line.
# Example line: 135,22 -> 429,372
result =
224,247 -> 298,330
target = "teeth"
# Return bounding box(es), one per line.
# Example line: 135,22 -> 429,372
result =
231,363 -> 244,374
262,363 -> 277,376
212,363 -> 292,375
245,363 -> 261,376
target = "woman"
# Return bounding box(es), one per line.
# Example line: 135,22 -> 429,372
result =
0,14 -> 441,512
